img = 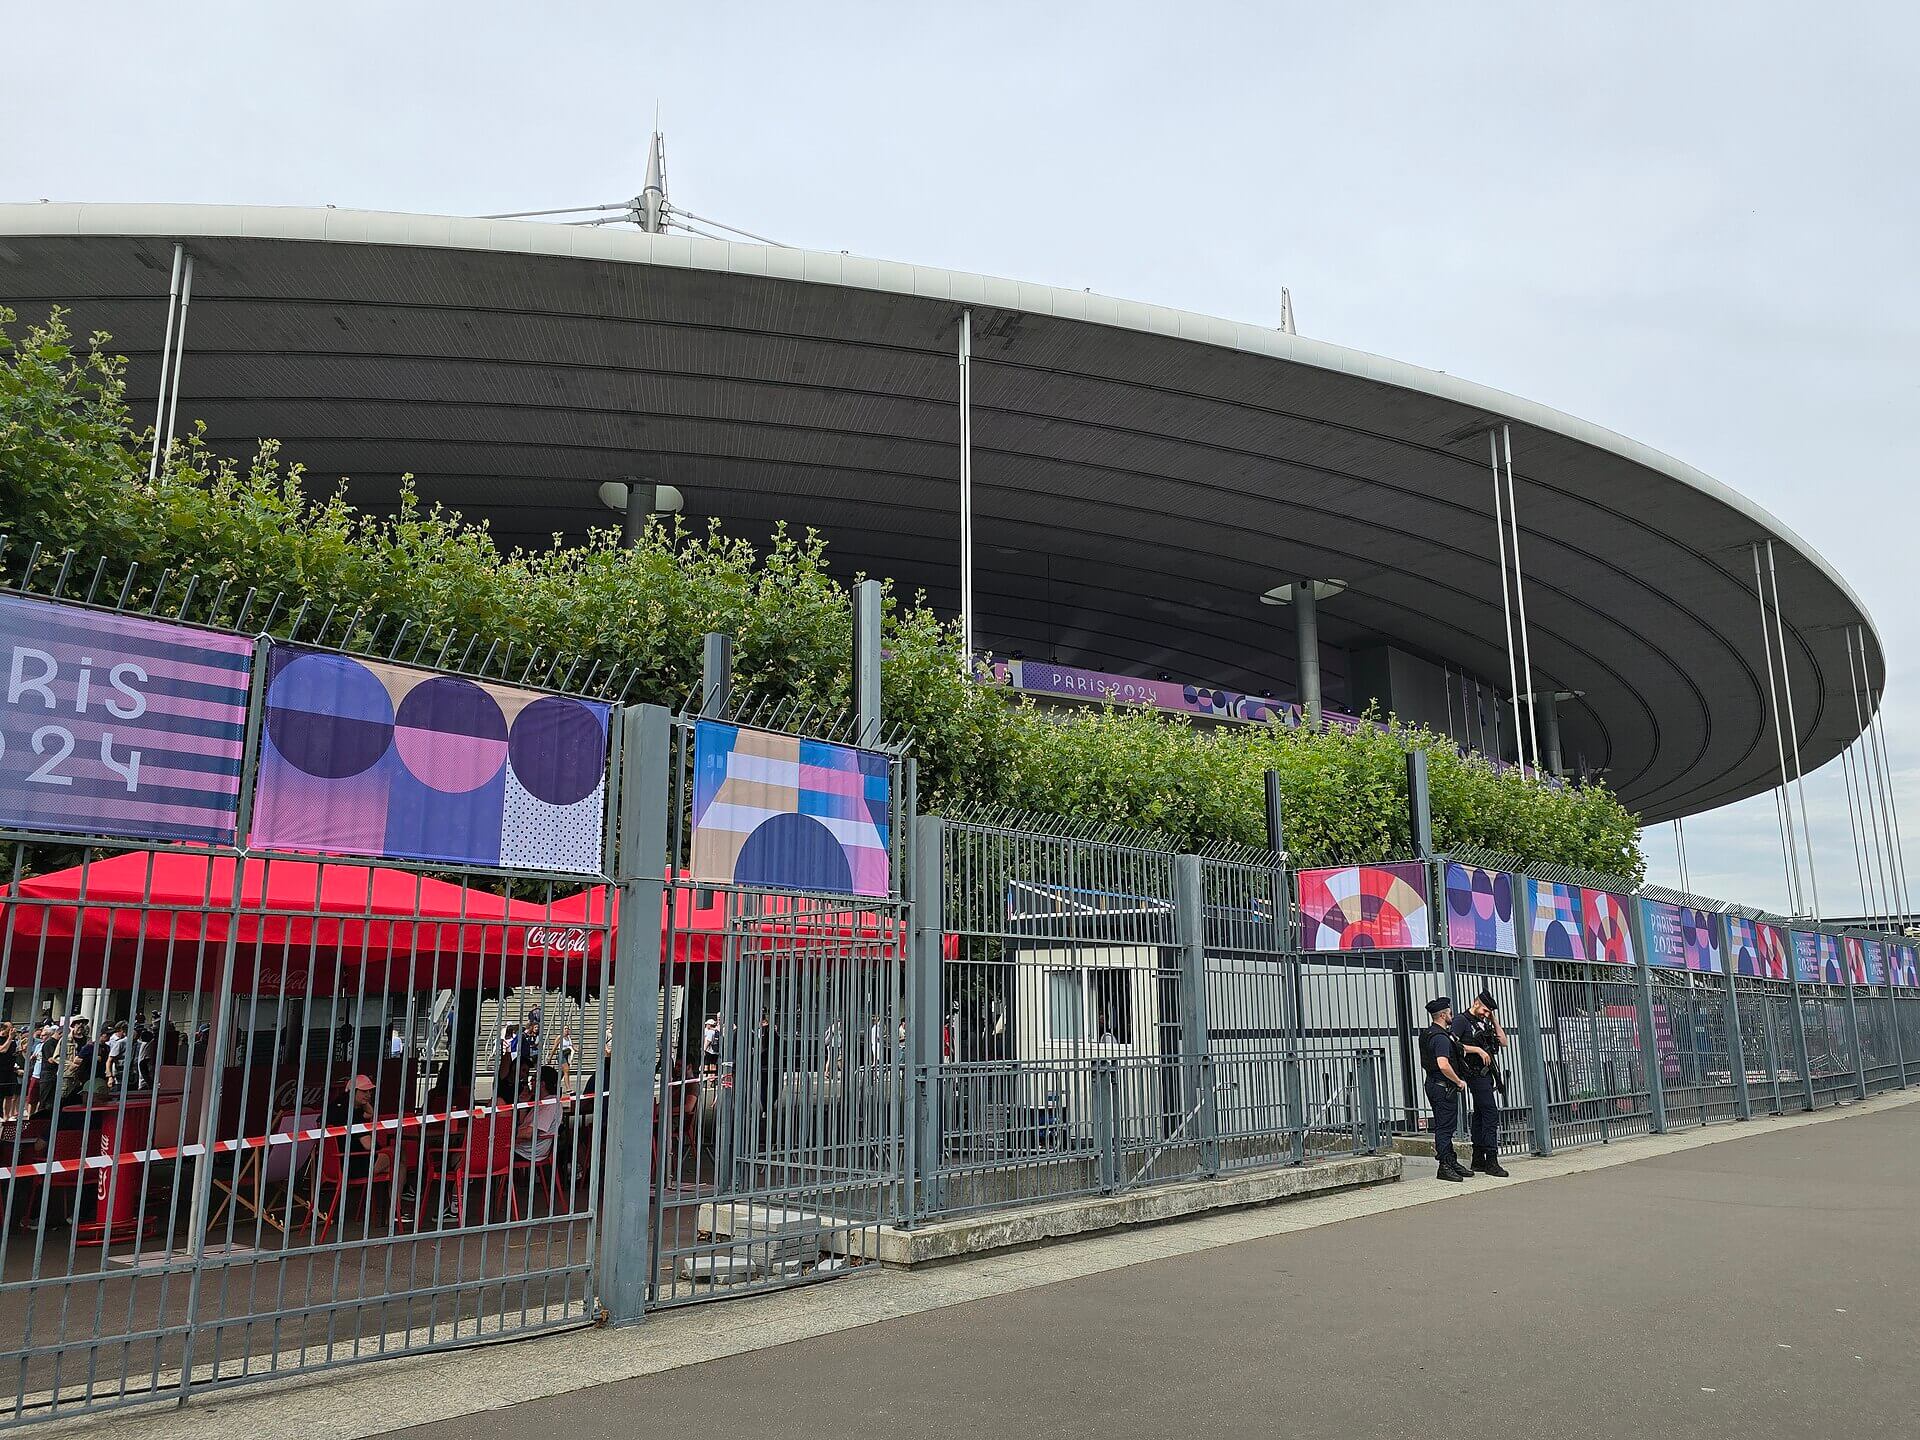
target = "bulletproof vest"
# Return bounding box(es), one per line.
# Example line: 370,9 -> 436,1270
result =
1457,1013 -> 1497,1074
1417,1023 -> 1450,1077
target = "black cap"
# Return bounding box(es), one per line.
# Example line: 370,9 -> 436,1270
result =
1476,990 -> 1499,1011
1426,996 -> 1453,1016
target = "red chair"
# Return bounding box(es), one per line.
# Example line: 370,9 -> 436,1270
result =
412,1108 -> 520,1228
310,1132 -> 396,1243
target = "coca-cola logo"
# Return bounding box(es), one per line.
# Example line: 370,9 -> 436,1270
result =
526,926 -> 591,955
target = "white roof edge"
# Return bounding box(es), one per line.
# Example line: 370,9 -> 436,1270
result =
0,201 -> 1878,654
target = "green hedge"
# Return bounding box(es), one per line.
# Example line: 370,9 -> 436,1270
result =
0,308 -> 1644,879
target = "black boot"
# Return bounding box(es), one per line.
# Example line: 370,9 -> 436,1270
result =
1435,1163 -> 1463,1182
1478,1155 -> 1511,1178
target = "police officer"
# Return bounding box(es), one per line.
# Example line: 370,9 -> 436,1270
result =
1417,996 -> 1469,1181
1451,990 -> 1511,1178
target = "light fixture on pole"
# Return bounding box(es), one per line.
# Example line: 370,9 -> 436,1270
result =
599,479 -> 684,547
1260,579 -> 1346,729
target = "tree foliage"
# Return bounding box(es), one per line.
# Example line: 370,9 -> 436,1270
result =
0,308 -> 1643,879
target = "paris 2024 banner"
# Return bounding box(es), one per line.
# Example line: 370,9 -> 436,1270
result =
0,593 -> 254,845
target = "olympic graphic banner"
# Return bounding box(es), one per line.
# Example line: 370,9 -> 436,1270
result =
249,645 -> 610,873
1727,916 -> 1789,979
1581,889 -> 1636,965
688,721 -> 892,897
1791,930 -> 1843,986
1444,863 -> 1516,955
1643,901 -> 1722,974
1526,879 -> 1586,961
0,593 -> 253,844
1299,863 -> 1431,951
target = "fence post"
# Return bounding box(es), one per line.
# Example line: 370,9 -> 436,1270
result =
1429,862 -> 1464,1148
1892,984 -> 1910,1089
1265,774 -> 1307,1162
1722,952 -> 1752,1121
909,814 -> 946,1222
1628,897 -> 1669,1135
1760,987 -> 1785,1115
1510,892 -> 1554,1157
599,703 -> 671,1327
1787,953 -> 1816,1111
1173,854 -> 1220,1177
1355,1049 -> 1382,1154
1844,967 -> 1869,1100
1092,1058 -> 1118,1193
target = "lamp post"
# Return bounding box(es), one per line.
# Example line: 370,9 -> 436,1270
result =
598,478 -> 685,547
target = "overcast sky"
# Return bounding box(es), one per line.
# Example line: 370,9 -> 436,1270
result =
8,3 -> 1917,917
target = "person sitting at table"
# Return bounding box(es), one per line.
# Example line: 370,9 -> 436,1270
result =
513,1065 -> 563,1165
324,1074 -> 393,1182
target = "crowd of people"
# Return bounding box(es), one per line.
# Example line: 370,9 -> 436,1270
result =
0,1010 -> 206,1121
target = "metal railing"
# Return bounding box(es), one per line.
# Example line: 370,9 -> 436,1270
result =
914,1049 -> 1384,1221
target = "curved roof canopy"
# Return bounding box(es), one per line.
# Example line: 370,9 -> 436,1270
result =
0,203 -> 1884,822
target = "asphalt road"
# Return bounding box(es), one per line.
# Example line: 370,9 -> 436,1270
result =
389,1104 -> 1920,1440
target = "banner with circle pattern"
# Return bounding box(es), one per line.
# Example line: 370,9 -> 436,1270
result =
249,644 -> 610,873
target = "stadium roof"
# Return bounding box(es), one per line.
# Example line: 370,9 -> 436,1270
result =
0,202 -> 1884,822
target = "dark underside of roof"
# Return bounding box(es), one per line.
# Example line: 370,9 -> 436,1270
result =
0,229 -> 1882,823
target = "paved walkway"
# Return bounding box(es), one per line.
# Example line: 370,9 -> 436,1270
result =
69,1091 -> 1920,1440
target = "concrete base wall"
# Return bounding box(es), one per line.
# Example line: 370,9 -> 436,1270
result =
863,1154 -> 1402,1267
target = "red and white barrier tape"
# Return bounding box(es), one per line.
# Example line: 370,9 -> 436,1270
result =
0,1091 -> 603,1182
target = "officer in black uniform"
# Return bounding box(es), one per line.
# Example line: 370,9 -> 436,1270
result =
1451,990 -> 1511,1178
1417,996 -> 1469,1181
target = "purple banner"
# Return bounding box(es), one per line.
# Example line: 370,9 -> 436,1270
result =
1891,943 -> 1919,988
0,593 -> 253,844
250,644 -> 610,873
1444,863 -> 1516,954
981,658 -> 1295,726
1860,937 -> 1886,987
1792,930 -> 1842,986
1644,900 -> 1721,973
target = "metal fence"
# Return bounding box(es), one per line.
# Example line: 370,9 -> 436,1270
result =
1534,960 -> 1654,1148
643,706 -> 913,1306
1800,985 -> 1860,1104
3,558 -> 1920,1426
1649,970 -> 1737,1129
0,838 -> 613,1427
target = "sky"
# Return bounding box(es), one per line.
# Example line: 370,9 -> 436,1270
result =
6,2 -> 1917,918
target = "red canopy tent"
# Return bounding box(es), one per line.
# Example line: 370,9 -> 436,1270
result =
543,880 -> 933,966
1,857 -> 929,998
0,851 -> 592,995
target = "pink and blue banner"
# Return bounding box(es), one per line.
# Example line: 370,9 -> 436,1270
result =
689,720 -> 892,897
1727,917 -> 1789,979
1840,936 -> 1871,986
249,644 -> 610,873
1792,930 -> 1843,986
1444,863 -> 1515,954
1643,900 -> 1722,973
0,593 -> 253,845
1859,938 -> 1886,987
1527,879 -> 1586,960
1890,943 -> 1920,988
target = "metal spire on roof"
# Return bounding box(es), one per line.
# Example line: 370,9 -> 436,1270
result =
1280,287 -> 1297,335
478,118 -> 789,246
639,128 -> 668,234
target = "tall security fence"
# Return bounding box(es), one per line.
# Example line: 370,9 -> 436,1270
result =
0,572 -> 622,1425
1,561 -> 1917,1426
